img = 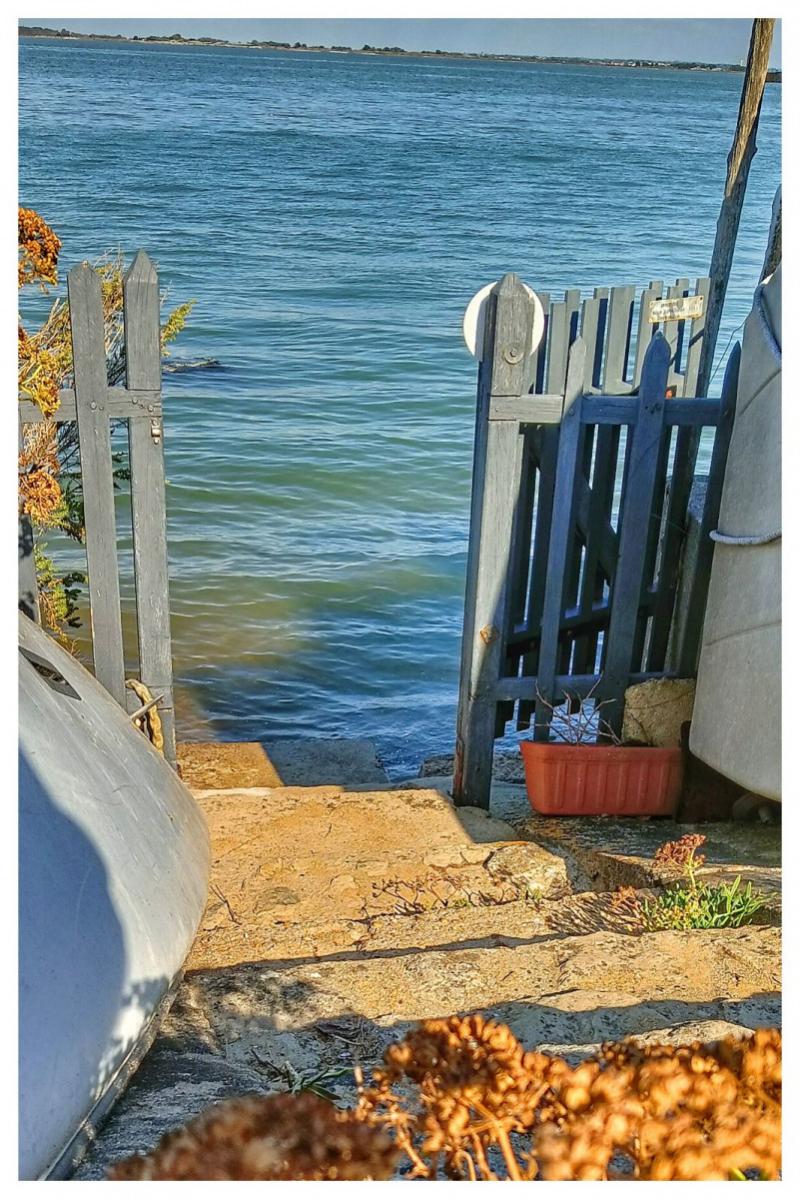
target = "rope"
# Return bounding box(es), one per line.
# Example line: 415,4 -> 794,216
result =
126,678 -> 164,755
710,528 -> 781,546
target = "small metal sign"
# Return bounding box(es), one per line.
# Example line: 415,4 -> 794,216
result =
648,294 -> 704,324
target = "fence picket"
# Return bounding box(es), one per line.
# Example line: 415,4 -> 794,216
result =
533,338 -> 587,739
603,286 -> 635,393
18,514 -> 39,623
124,250 -> 177,766
69,262 -> 127,706
683,277 -> 711,396
18,418 -> 40,623
646,277 -> 713,669
662,279 -> 690,392
600,334 -> 671,733
633,281 -> 663,386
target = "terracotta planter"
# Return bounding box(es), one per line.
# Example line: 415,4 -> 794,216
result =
519,740 -> 683,817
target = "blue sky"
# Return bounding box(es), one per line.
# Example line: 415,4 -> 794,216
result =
21,19 -> 782,66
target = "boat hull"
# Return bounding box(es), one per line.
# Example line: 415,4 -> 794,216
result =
690,266 -> 781,800
18,614 -> 210,1179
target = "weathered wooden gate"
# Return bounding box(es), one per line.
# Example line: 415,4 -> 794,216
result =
18,251 -> 177,767
454,273 -> 738,809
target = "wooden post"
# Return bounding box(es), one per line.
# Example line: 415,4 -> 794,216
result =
696,18 -> 775,397
124,250 -> 177,767
453,274 -> 532,809
69,262 -> 127,706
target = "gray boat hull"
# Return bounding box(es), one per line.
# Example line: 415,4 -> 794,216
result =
18,614 -> 210,1179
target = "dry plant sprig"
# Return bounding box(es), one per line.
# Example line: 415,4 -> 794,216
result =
356,1014 -> 567,1179
19,207 -> 61,288
534,678 -> 623,745
370,874 -> 519,917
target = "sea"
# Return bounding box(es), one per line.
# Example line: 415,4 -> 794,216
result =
18,37 -> 781,777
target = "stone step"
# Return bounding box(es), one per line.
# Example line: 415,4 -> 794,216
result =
154,923 -> 780,1146
186,785 -> 572,969
74,773 -> 781,1180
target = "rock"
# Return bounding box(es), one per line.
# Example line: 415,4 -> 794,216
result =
485,843 -> 570,900
622,677 -> 695,747
419,751 -> 525,783
454,805 -> 518,844
732,793 -> 782,824
177,741 -> 283,790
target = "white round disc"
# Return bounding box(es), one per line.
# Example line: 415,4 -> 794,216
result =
462,281 -> 545,360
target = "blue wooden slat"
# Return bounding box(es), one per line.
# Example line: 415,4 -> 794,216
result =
532,338 -> 587,740
600,334 -> 671,735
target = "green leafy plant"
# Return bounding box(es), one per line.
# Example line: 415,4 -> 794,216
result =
641,834 -> 768,931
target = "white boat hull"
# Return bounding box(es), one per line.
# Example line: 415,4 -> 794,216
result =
690,266 -> 781,799
18,614 -> 210,1179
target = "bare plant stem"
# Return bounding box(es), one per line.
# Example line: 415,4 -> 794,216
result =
470,1133 -> 498,1180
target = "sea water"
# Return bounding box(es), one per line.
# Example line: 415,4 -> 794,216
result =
19,38 -> 781,776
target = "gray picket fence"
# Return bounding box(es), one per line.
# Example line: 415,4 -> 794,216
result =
18,251 -> 177,767
454,273 -> 738,809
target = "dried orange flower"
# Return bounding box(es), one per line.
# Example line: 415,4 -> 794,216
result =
654,833 -> 707,870
358,1018 -> 781,1181
19,467 -> 63,525
108,1023 -> 781,1182
18,207 -> 61,289
108,1092 -> 399,1181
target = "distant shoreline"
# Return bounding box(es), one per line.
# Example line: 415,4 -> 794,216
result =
18,25 -> 782,80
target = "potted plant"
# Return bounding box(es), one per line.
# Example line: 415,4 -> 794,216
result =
519,683 -> 683,818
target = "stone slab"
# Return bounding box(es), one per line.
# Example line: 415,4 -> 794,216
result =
177,742 -> 283,790
185,786 -> 570,971
168,926 -> 781,1110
